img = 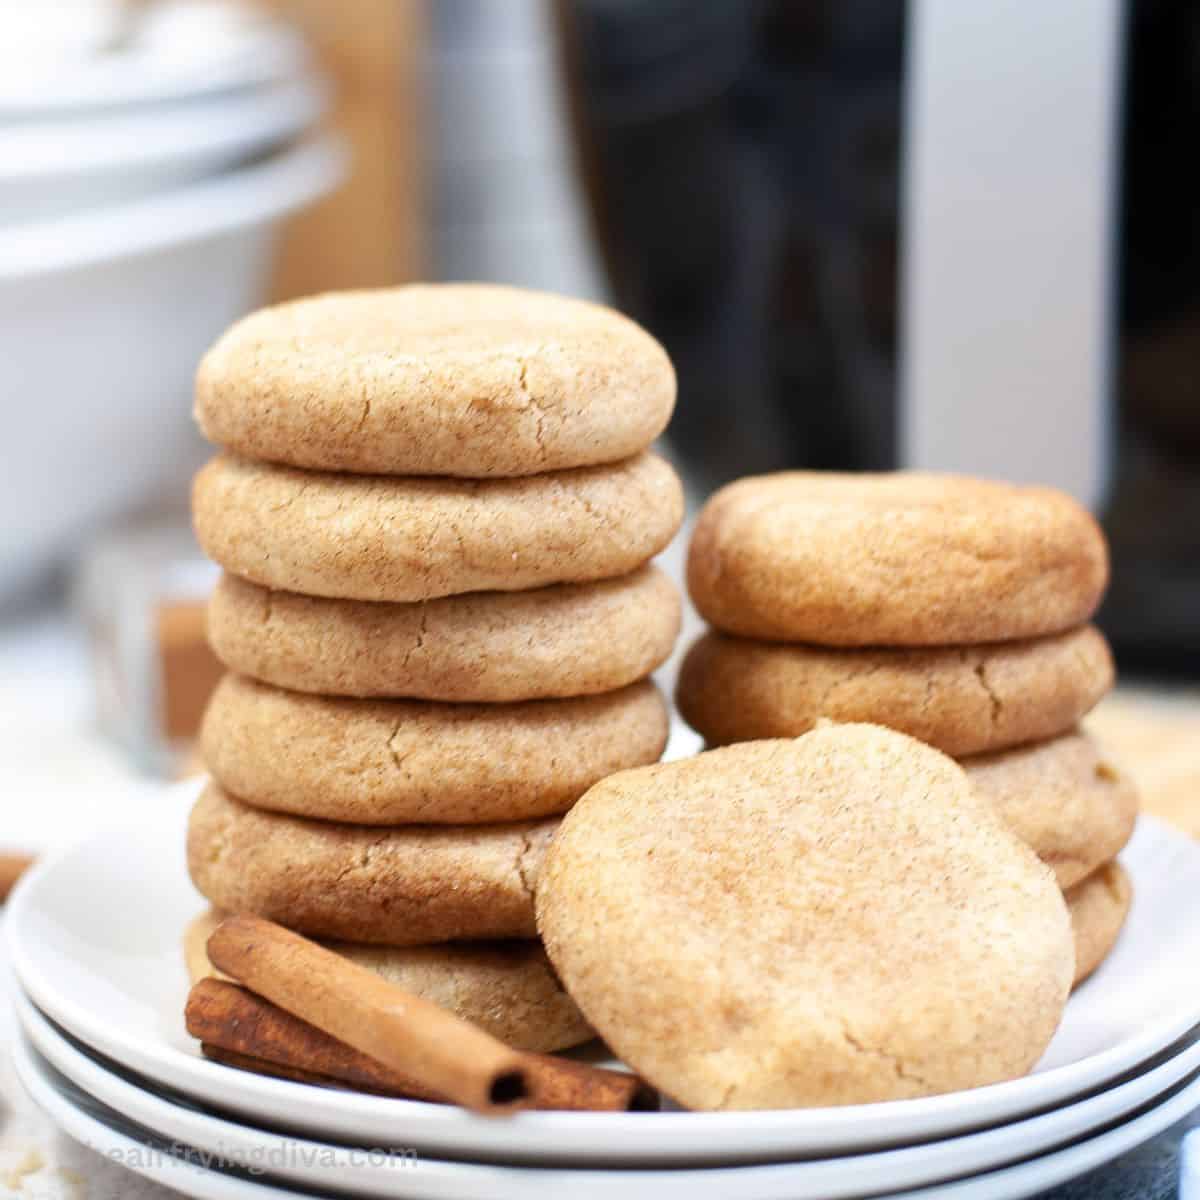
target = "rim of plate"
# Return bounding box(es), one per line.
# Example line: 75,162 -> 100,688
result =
8,799 -> 1200,1155
0,23 -> 309,115
13,1032 -> 316,1200
14,1030 -> 1200,1200
17,983 -> 1200,1199
0,75 -> 327,180
0,134 -> 345,278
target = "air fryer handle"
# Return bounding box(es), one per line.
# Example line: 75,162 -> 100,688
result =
900,0 -> 1125,510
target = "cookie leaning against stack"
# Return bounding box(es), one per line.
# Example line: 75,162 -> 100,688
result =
537,725 -> 1075,1109
187,284 -> 685,1052
677,471 -> 1137,984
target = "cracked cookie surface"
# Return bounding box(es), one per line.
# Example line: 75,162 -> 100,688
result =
207,566 -> 680,701
201,674 -> 669,823
184,909 -> 592,1052
687,471 -> 1108,645
188,784 -> 555,944
193,451 -> 683,602
194,284 -> 675,478
536,724 -> 1074,1109
676,625 -> 1113,756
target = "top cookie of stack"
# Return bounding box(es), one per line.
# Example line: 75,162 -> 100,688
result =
188,285 -> 683,973
677,472 -> 1137,981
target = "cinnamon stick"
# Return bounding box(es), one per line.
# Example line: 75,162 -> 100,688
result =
201,1044 -> 403,1097
206,915 -> 529,1113
523,1049 -> 658,1112
187,978 -> 444,1101
186,977 -> 657,1112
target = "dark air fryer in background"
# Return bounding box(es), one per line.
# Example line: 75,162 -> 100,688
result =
559,0 -> 1200,672
558,0 -> 904,494
1102,0 -> 1200,669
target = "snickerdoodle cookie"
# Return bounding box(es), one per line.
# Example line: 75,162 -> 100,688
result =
687,472 -> 1108,645
187,784 -> 554,945
962,731 -> 1138,889
184,910 -> 592,1052
1065,862 -> 1132,986
195,284 -> 675,478
201,674 -> 669,824
676,625 -> 1112,756
193,452 -> 683,603
536,724 -> 1074,1110
207,566 -> 680,701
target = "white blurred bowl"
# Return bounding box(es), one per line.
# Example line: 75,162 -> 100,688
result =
0,75 -> 328,224
0,135 -> 345,599
0,5 -> 308,115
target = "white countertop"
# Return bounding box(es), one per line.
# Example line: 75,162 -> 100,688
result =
0,610 -> 160,857
0,608 -> 173,1195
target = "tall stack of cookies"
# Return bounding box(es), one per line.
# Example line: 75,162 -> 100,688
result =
676,472 -> 1138,987
184,284 -> 684,1053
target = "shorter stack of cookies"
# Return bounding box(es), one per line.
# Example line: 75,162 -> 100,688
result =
185,284 -> 685,1054
677,472 -> 1137,987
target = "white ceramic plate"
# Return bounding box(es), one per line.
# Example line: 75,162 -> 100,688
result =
8,783 -> 1200,1166
14,1032 -> 1200,1200
16,986 -> 1200,1200
0,75 -> 327,224
0,14 -> 308,115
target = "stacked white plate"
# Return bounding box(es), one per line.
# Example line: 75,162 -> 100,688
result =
0,0 -> 343,599
7,779 -> 1200,1199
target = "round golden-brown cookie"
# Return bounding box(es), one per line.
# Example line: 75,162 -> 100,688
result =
201,674 -> 670,824
187,783 -> 554,945
687,471 -> 1109,645
195,284 -> 675,478
193,452 -> 684,603
184,910 -> 592,1053
536,724 -> 1074,1110
962,731 -> 1138,889
207,566 -> 680,701
1065,862 -> 1132,986
676,625 -> 1113,757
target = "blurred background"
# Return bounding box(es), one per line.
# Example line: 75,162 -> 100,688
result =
0,0 -> 1197,851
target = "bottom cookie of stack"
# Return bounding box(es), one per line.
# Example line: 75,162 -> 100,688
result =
960,733 -> 1135,987
187,783 -> 558,946
1065,862 -> 1132,987
185,782 -> 596,1053
184,910 -> 592,1054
